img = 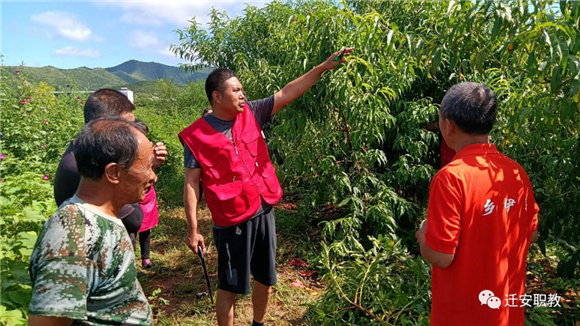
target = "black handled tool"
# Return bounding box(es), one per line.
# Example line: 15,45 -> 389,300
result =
334,48 -> 347,61
197,245 -> 214,304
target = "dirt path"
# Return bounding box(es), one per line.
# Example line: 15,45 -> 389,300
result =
137,203 -> 325,325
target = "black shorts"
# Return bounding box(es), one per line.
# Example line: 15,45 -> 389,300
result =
213,207 -> 277,294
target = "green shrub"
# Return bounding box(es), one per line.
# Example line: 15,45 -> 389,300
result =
0,66 -> 80,326
172,1 -> 579,324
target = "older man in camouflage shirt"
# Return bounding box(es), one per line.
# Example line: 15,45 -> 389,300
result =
28,118 -> 157,326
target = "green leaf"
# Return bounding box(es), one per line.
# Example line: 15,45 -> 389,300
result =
492,13 -> 502,36
338,197 -> 351,207
551,64 -> 561,93
386,29 -> 394,49
6,288 -> 31,306
543,29 -> 553,58
0,306 -> 25,326
22,207 -> 45,224
527,52 -> 536,74
447,0 -> 457,15
3,262 -> 30,283
538,59 -> 548,72
431,47 -> 442,73
474,52 -> 485,71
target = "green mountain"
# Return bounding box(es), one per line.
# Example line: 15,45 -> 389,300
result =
5,65 -> 129,90
106,60 -> 211,84
5,60 -> 210,90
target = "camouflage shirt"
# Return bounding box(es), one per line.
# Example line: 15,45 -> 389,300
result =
29,196 -> 153,325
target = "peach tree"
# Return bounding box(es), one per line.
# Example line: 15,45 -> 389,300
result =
172,1 -> 578,324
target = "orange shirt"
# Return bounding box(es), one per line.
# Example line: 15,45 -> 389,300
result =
425,143 -> 539,326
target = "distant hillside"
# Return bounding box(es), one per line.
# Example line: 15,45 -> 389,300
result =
5,60 -> 210,90
4,66 -> 129,90
106,60 -> 211,84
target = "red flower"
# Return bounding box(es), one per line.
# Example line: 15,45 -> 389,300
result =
26,97 -> 31,102
42,175 -> 50,180
298,270 -> 316,278
41,144 -> 46,148
20,99 -> 26,105
290,258 -> 308,267
14,70 -> 20,75
44,120 -> 49,124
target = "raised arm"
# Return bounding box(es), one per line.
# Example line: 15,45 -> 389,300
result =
184,167 -> 205,254
272,47 -> 354,115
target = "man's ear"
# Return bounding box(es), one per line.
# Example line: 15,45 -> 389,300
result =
212,90 -> 222,104
104,163 -> 121,184
440,118 -> 455,139
447,119 -> 458,137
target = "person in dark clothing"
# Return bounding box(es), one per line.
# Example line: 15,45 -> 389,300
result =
53,89 -> 167,235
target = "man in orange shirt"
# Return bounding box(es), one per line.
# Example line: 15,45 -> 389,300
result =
416,82 -> 539,326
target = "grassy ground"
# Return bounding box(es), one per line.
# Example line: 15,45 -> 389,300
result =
135,202 -> 325,325
132,202 -> 580,325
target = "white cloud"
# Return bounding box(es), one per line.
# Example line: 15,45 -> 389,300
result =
31,11 -> 93,41
54,46 -> 101,58
128,31 -> 182,63
129,31 -> 162,49
159,46 -> 177,58
104,1 -> 270,27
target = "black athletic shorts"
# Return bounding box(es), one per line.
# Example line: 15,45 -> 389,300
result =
213,207 -> 277,294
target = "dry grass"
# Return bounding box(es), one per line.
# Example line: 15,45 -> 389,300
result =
136,203 -> 325,325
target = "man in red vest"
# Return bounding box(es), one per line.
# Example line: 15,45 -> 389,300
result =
179,48 -> 353,326
415,82 -> 539,326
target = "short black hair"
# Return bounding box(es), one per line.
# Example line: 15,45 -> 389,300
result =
205,68 -> 237,105
440,82 -> 497,135
133,119 -> 149,135
74,118 -> 139,180
83,89 -> 135,124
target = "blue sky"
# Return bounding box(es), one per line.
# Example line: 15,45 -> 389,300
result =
1,1 -> 270,69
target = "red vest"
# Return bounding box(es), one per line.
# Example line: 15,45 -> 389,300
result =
179,103 -> 283,226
